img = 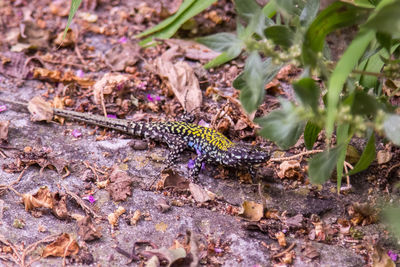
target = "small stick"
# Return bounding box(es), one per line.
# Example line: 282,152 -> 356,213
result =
271,242 -> 296,258
269,150 -> 323,163
61,184 -> 102,219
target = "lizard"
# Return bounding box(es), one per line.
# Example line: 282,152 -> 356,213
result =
0,97 -> 270,180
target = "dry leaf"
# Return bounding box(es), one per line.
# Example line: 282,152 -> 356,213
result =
377,150 -> 392,164
275,232 -> 287,247
189,183 -> 211,203
106,165 -> 132,202
277,160 -> 302,179
161,169 -> 189,190
303,243 -> 320,259
238,201 -> 264,222
42,233 -> 79,258
155,222 -> 168,232
22,186 -> 53,211
129,210 -> 141,226
108,206 -> 126,226
27,96 -> 53,122
154,47 -> 202,112
18,20 -> 50,49
105,43 -> 140,71
77,216 -> 102,241
0,120 -> 10,141
53,29 -> 76,47
92,73 -> 130,104
164,39 -> 220,61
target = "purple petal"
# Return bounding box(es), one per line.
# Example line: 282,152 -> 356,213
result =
388,250 -> 398,261
147,94 -> 154,102
71,129 -> 82,138
88,195 -> 96,204
214,247 -> 223,253
155,95 -> 161,101
118,36 -> 128,44
75,69 -> 84,78
107,114 -> 117,119
0,105 -> 7,112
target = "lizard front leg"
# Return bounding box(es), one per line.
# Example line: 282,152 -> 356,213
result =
190,154 -> 206,181
165,135 -> 186,168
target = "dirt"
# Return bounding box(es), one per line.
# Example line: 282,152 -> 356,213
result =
0,0 -> 399,266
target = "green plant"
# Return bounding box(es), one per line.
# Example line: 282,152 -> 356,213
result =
193,0 -> 400,191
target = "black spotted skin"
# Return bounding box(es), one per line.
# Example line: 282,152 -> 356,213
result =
52,108 -> 270,178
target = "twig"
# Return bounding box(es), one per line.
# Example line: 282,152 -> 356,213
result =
83,161 -> 99,182
61,166 -> 70,179
62,237 -> 74,267
61,184 -> 102,219
269,150 -> 323,163
272,242 -> 296,258
0,149 -> 7,158
22,234 -> 59,267
9,166 -> 29,186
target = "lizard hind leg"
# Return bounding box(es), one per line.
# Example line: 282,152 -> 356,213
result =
165,137 -> 186,168
190,154 -> 206,181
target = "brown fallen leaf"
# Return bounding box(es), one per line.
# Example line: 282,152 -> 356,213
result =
275,232 -> 287,247
77,216 -> 102,241
52,192 -> 69,219
349,202 -> 379,226
277,160 -> 302,179
154,46 -> 202,112
0,120 -> 10,141
33,68 -> 95,88
27,96 -> 53,122
302,243 -> 320,260
105,43 -> 140,71
238,201 -> 264,222
53,29 -> 76,47
189,183 -> 211,203
17,20 -> 50,50
108,206 -> 126,226
106,165 -> 132,202
92,73 -> 131,105
22,186 -> 53,211
377,150 -> 392,164
42,233 -> 79,258
160,169 -> 190,190
164,38 -> 221,61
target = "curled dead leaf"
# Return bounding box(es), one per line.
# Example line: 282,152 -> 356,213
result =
277,160 -> 302,179
154,47 -> 202,112
108,206 -> 126,226
189,183 -> 211,203
161,169 -> 189,190
105,43 -> 140,71
92,73 -> 130,104
0,120 -> 10,141
27,96 -> 53,122
42,233 -> 79,258
22,186 -> 53,211
53,29 -> 76,47
106,165 -> 132,202
238,201 -> 264,222
275,232 -> 287,247
377,150 -> 392,164
77,216 -> 102,241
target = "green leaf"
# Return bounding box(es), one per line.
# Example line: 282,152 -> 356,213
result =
239,52 -> 264,112
256,100 -> 305,149
383,206 -> 400,239
136,0 -> 217,44
274,0 -> 305,18
383,114 -> 400,145
234,0 -> 261,23
62,0 -> 82,40
264,25 -> 294,48
292,78 -> 320,113
262,1 -> 277,18
302,2 -> 370,65
299,0 -> 320,27
233,55 -> 282,112
348,133 -> 376,175
304,121 -> 321,150
336,124 -> 351,191
196,33 -> 243,68
325,29 -> 375,140
351,90 -> 382,116
363,1 -> 400,37
308,145 -> 343,184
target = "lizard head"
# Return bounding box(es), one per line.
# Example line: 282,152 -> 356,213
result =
222,144 -> 269,166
